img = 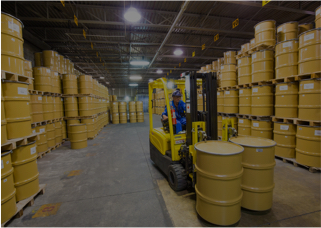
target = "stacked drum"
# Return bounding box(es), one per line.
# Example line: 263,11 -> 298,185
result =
238,88 -> 251,115
119,102 -> 127,124
238,56 -> 251,85
251,50 -> 274,82
24,60 -> 33,90
136,101 -> 144,123
223,90 -> 238,114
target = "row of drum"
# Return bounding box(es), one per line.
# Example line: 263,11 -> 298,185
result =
110,101 -> 144,113
111,112 -> 144,124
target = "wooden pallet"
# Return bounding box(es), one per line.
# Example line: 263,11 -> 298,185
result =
1,133 -> 40,151
218,86 -> 238,91
29,90 -> 45,95
293,119 -> 321,127
236,83 -> 251,89
1,184 -> 46,227
250,80 -> 273,87
272,116 -> 296,124
64,114 -> 98,120
249,115 -> 272,120
37,149 -> 51,159
236,52 -> 251,60
296,72 -> 321,80
271,76 -> 296,84
43,92 -> 62,97
1,70 -> 32,84
249,43 -> 275,54
236,114 -> 252,119
275,156 -> 320,173
218,112 -> 238,117
51,141 -> 64,151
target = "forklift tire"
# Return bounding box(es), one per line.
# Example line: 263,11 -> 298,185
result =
168,164 -> 187,191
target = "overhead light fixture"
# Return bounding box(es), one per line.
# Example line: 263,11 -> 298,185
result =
125,96 -> 130,102
149,79 -> 154,82
156,69 -> 163,74
167,81 -> 174,89
100,77 -> 104,79
129,75 -> 142,80
174,49 -> 183,56
129,83 -> 138,87
130,60 -> 149,66
124,7 -> 141,22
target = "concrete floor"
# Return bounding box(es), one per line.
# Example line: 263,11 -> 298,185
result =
8,114 -> 321,227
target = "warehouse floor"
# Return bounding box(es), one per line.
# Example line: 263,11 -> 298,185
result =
8,114 -> 321,227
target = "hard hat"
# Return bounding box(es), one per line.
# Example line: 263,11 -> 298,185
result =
172,89 -> 182,97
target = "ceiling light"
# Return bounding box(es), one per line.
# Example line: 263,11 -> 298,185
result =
100,77 -> 104,79
124,7 -> 141,22
156,69 -> 163,74
125,96 -> 130,102
129,75 -> 142,80
174,49 -> 183,56
130,60 -> 149,66
149,79 -> 154,82
129,83 -> 138,87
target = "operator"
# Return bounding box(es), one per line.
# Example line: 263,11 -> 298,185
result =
162,89 -> 186,134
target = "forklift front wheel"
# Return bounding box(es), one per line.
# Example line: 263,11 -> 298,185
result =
168,164 -> 187,191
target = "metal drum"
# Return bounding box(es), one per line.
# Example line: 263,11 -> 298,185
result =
296,125 -> 321,167
212,61 -> 218,71
217,116 -> 222,137
316,6 -> 321,28
79,96 -> 94,116
119,113 -> 127,124
61,120 -> 67,139
112,101 -> 119,113
119,102 -> 127,113
136,101 -> 143,112
68,124 -> 88,149
298,79 -> 321,121
251,85 -> 274,116
251,119 -> 273,139
59,55 -> 65,74
241,43 -> 250,53
35,125 -> 48,154
33,67 -> 52,92
238,118 -> 251,136
129,112 -> 137,123
224,51 -> 236,65
63,74 -> 78,94
30,94 -> 43,123
42,50 -> 58,72
55,121 -> 62,144
112,95 -> 117,101
12,141 -> 39,201
217,91 -> 224,112
65,59 -> 70,73
81,118 -> 95,138
34,52 -> 42,67
275,39 -> 299,78
1,151 -> 17,223
229,136 -> 276,211
1,91 -> 8,144
51,71 -> 61,93
54,96 -> 62,119
42,95 -> 54,120
273,122 -> 296,158
221,64 -> 237,87
251,50 -> 274,82
79,75 -> 93,94
64,97 -> 78,117
112,113 -> 119,124
275,82 -> 298,118
3,81 -> 31,139
24,60 -> 33,77
67,119 -> 80,138
277,22 -> 298,42
254,20 -> 276,47
129,101 -> 136,112
250,38 -> 256,49
194,140 -> 243,226
238,56 -> 251,85
70,62 -> 74,74
298,23 -> 313,35
137,112 -> 144,122
46,123 -> 56,148
298,28 -> 321,75
239,88 -> 251,115
224,90 -> 239,114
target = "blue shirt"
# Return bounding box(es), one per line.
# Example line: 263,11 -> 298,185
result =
162,100 -> 186,120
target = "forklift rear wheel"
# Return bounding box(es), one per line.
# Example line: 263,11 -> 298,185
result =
168,164 -> 187,191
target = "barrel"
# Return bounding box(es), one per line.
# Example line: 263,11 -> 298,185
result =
70,62 -> 74,74
65,59 -> 70,73
34,52 -> 42,67
42,50 -> 58,72
296,125 -> 321,167
79,96 -> 94,116
298,23 -> 313,35
137,112 -> 144,122
241,43 -> 250,53
229,136 -> 276,211
277,21 -> 298,42
136,101 -> 143,112
1,151 -> 17,223
217,116 -> 222,137
59,55 -> 65,74
206,64 -> 212,71
112,113 -> 119,124
224,51 -> 236,65
79,75 -> 93,94
42,95 -> 54,120
275,39 -> 299,79
51,71 -> 61,93
254,20 -> 276,47
52,96 -> 59,119
239,88 -> 251,115
129,112 -> 137,123
69,124 -> 87,149
212,61 -> 218,71
63,74 -> 78,94
3,81 -> 31,139
33,67 -> 52,92
24,60 -> 32,77
30,94 -> 43,123
12,141 -> 39,201
46,123 -> 56,148
35,125 -> 48,154
64,97 -> 78,117
129,101 -> 136,112
238,56 -> 251,85
217,91 -> 224,112
275,82 -> 298,118
251,50 -> 274,82
251,119 -> 273,139
62,120 -> 67,139
119,113 -> 127,124
194,140 -> 243,225
238,118 -> 251,136
273,122 -> 296,158
1,90 -> 7,144
250,38 -> 256,49
316,6 -> 321,28
251,85 -> 273,116
1,13 -> 25,75
67,119 -> 80,136
119,102 -> 127,113
223,90 -> 238,113
55,121 -> 62,144
112,101 -> 119,113
221,64 -> 237,87
81,118 -> 95,138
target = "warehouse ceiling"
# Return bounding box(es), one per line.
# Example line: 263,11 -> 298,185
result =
1,1 -> 319,88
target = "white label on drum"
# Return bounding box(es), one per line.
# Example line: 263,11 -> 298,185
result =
277,27 -> 282,32
38,96 -> 43,101
251,39 -> 255,44
304,33 -> 314,41
280,125 -> 289,130
299,127 -> 302,131
11,38 -> 15,42
256,25 -> 260,30
256,149 -> 263,152
8,21 -> 20,33
30,146 -> 37,155
225,91 -> 230,95
252,88 -> 258,93
54,72 -> 58,76
317,8 -> 321,15
252,53 -> 257,59
238,59 -> 242,64
239,119 -> 244,123
3,179 -> 7,183
239,90 -> 243,94
282,42 -> 292,48
279,85 -> 288,91
1,160 -> 3,169
46,69 -> 50,73
32,129 -> 36,134
18,87 -> 28,95
93,119 -> 94,122
253,123 -> 259,127
304,83 -> 314,89
61,98 -> 63,101
40,128 -> 45,133
221,65 -> 224,70
315,130 -> 321,136
217,92 -> 220,96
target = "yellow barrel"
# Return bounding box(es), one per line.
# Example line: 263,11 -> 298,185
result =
3,81 -> 31,139
136,101 -> 143,112
223,90 -> 238,113
69,124 -> 87,149
64,59 -> 70,73
79,96 -> 94,116
238,118 -> 251,136
1,91 -> 8,144
316,6 -> 321,28
62,120 -> 67,139
239,88 -> 251,115
34,52 -> 42,67
67,119 -> 80,136
12,141 -> 39,201
112,95 -> 117,101
70,62 -> 74,74
238,56 -> 251,85
273,122 -> 296,158
81,118 -> 95,138
42,95 -> 54,120
254,20 -> 276,47
137,112 -> 144,122
298,79 -> 321,121
241,43 -> 250,53
79,75 -> 93,94
275,82 -> 298,118
217,91 -> 224,112
212,61 -> 218,71
112,113 -> 119,124
63,74 -> 78,94
112,101 -> 119,113
33,67 -> 52,92
128,101 -> 136,112
251,50 -> 274,82
298,23 -> 313,35
194,140 -> 243,226
229,136 -> 276,211
30,94 -> 43,123
251,85 -> 273,116
275,39 -> 299,79
51,71 -> 60,94
119,102 -> 127,113
1,150 -> 17,223
129,112 -> 137,123
250,38 -> 256,49
221,64 -> 237,87
224,51 -> 236,65
296,125 -> 321,167
298,28 -> 321,75
42,50 -> 58,72
46,123 -> 56,148
64,97 -> 78,117
59,55 -> 65,74
55,121 -> 62,145
217,116 -> 222,137
251,119 -> 273,139
119,113 -> 127,124
35,125 -> 48,154
277,21 -> 298,42
54,96 -> 61,119
24,60 -> 32,76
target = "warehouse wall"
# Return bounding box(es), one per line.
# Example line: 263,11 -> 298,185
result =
23,40 -> 42,67
112,88 -> 149,112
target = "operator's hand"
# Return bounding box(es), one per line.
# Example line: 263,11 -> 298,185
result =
162,115 -> 168,121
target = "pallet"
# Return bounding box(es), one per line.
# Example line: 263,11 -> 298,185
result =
50,141 -> 64,151
236,83 -> 251,89
1,133 -> 40,151
1,70 -> 32,84
1,184 -> 46,227
272,116 -> 296,124
236,52 -> 251,60
249,115 -> 272,121
217,86 -> 238,91
37,149 -> 51,159
250,80 -> 273,87
249,43 -> 275,54
271,76 -> 296,84
64,114 -> 98,120
271,72 -> 321,84
88,134 -> 98,140
236,114 -> 252,119
275,156 -> 320,173
43,92 -> 62,97
218,112 -> 238,117
293,119 -> 321,127
29,90 -> 45,95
